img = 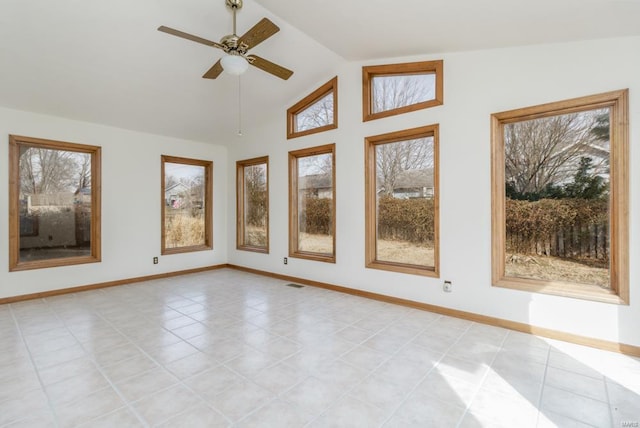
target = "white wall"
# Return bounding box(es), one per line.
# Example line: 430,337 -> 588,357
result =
0,107 -> 228,299
227,36 -> 640,348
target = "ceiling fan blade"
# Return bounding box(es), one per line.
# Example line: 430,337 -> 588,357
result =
238,18 -> 279,50
203,60 -> 223,79
158,26 -> 224,50
248,55 -> 293,80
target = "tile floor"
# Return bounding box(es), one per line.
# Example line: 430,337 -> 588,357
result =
1,269 -> 639,427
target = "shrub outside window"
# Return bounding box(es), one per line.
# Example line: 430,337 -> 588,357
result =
362,60 -> 443,122
9,135 -> 101,271
237,156 -> 269,253
365,125 -> 440,277
289,144 -> 336,263
491,89 -> 629,304
161,155 -> 213,255
287,77 -> 338,139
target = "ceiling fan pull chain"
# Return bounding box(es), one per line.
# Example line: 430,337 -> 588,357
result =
237,75 -> 243,136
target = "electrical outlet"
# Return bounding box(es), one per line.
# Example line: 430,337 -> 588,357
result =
153,257 -> 158,265
443,280 -> 452,292
283,257 -> 288,265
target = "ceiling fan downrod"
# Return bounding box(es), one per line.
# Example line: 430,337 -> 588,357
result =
226,0 -> 243,35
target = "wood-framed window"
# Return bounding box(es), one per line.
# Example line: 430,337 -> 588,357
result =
161,155 -> 213,255
491,89 -> 629,304
362,60 -> 443,122
365,125 -> 440,277
289,144 -> 336,263
236,156 -> 269,253
9,135 -> 101,272
287,77 -> 338,139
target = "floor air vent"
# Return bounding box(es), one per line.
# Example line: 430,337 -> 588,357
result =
284,283 -> 304,288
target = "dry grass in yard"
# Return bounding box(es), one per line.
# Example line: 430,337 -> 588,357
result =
377,239 -> 434,267
245,226 -> 267,247
165,212 -> 204,248
299,232 -> 333,253
506,253 -> 609,287
297,233 -> 435,267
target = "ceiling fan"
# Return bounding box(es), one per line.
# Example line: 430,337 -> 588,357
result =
158,0 -> 293,80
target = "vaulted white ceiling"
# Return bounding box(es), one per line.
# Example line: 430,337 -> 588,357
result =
1,0 -> 639,144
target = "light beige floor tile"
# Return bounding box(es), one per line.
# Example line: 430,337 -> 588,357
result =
3,411 -> 57,428
32,343 -> 86,370
235,398 -> 312,428
335,325 -> 374,344
436,355 -> 490,386
77,407 -> 144,428
341,344 -> 391,372
1,269 -> 637,428
91,343 -> 143,367
310,395 -> 387,427
115,367 -> 178,402
540,385 -> 611,427
491,352 -> 547,386
131,384 -> 201,426
251,362 -> 306,394
374,355 -> 433,390
45,369 -> 110,406
481,370 -> 542,404
100,354 -> 159,382
163,351 -> 218,379
469,386 -> 539,428
0,388 -> 50,426
54,387 -> 125,428
201,338 -> 252,362
225,348 -> 281,377
410,330 -> 459,353
37,357 -> 98,386
156,403 -> 230,428
0,372 -> 43,403
547,350 -> 604,379
544,366 -> 607,402
394,393 -> 466,426
536,410 -> 596,428
414,370 -> 479,408
184,366 -> 245,401
349,375 -> 408,416
281,376 -> 346,418
207,380 -> 272,422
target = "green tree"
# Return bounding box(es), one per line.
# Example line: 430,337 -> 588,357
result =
563,157 -> 607,200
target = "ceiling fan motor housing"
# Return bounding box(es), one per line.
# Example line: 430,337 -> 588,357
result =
226,0 -> 242,9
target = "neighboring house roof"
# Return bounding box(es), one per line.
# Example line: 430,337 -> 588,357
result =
378,169 -> 434,191
165,182 -> 189,194
299,173 -> 332,190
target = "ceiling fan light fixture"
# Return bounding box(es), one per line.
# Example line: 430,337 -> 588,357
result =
221,54 -> 249,75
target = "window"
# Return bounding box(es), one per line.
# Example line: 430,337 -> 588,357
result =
365,126 -> 439,276
491,90 -> 629,304
9,135 -> 101,271
289,144 -> 336,263
161,155 -> 213,255
287,77 -> 338,139
236,156 -> 269,253
363,60 -> 443,122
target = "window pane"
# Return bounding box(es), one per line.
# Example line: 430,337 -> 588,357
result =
503,108 -> 610,287
18,146 -> 93,262
287,77 -> 337,139
375,137 -> 435,268
372,73 -> 436,114
297,153 -> 333,254
164,162 -> 206,249
295,92 -> 334,132
243,163 -> 267,248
